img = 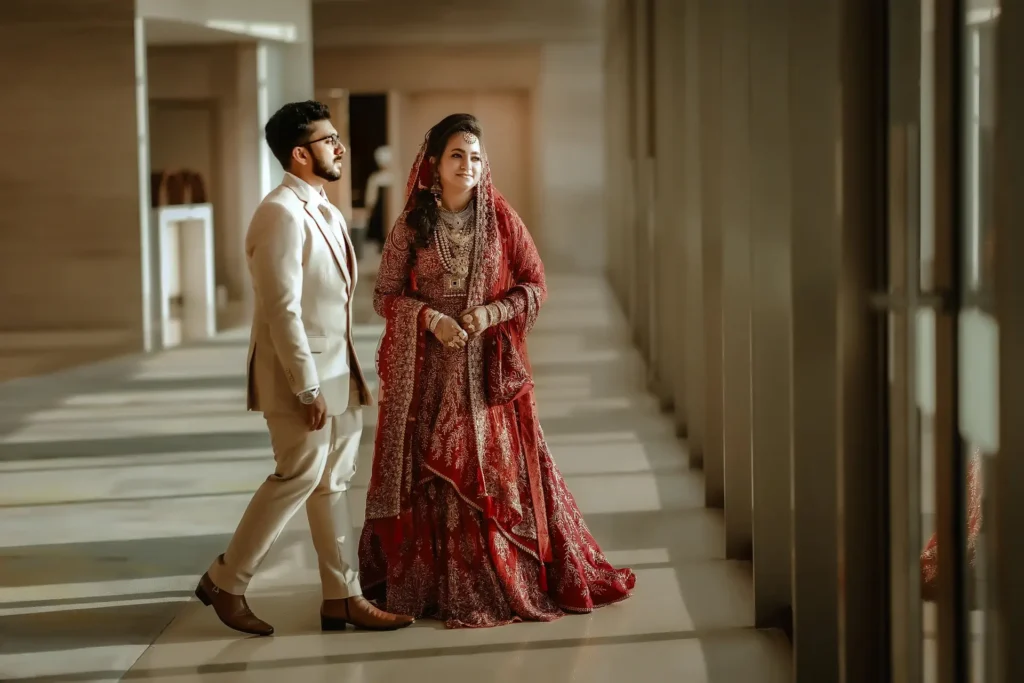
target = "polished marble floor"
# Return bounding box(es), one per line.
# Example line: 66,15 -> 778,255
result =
0,271 -> 791,682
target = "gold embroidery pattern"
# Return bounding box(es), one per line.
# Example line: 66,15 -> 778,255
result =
361,141 -> 635,628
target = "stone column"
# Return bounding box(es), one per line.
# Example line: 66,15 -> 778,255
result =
0,0 -> 147,358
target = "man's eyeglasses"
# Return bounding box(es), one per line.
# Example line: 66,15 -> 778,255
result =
304,134 -> 342,149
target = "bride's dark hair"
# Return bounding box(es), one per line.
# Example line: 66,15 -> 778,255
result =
406,113 -> 483,254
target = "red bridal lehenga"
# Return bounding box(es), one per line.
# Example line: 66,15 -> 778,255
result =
920,450 -> 983,601
358,136 -> 635,629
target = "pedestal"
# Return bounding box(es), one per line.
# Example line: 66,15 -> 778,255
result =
153,204 -> 216,348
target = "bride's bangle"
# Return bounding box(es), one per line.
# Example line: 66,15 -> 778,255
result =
426,309 -> 445,333
485,303 -> 503,327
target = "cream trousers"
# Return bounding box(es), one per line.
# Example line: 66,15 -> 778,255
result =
208,405 -> 363,600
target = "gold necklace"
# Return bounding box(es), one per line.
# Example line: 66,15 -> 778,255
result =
436,202 -> 475,293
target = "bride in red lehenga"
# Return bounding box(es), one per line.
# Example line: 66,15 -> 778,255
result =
358,113 -> 635,628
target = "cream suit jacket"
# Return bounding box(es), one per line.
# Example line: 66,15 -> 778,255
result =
245,173 -> 372,416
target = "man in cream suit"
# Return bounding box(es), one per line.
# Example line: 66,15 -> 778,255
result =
195,101 -> 414,635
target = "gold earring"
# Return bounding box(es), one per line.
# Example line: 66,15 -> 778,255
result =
431,174 -> 442,207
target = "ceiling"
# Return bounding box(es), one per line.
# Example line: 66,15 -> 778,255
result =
142,1 -> 604,48
312,0 -> 604,47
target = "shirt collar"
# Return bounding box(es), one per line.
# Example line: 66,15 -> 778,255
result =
284,172 -> 328,205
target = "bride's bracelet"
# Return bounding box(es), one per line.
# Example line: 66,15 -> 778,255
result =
485,303 -> 504,327
426,309 -> 445,334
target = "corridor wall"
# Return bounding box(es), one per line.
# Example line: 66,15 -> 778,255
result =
0,0 -> 146,360
603,0 -> 891,680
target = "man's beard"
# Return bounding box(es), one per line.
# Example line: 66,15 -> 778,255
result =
313,155 -> 342,182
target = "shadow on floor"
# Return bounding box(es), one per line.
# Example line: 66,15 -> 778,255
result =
0,270 -> 786,683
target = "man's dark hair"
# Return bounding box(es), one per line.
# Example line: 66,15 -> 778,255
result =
264,100 -> 332,169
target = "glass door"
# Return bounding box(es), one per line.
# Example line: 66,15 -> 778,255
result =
888,1 -> 1003,682
958,3 -> 1000,680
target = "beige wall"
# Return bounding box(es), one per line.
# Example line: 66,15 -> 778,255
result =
315,45 -> 542,93
0,1 -> 144,352
148,103 -> 217,188
313,0 -> 602,46
315,42 -> 606,273
534,42 -> 606,273
148,100 -> 222,284
147,44 -> 261,304
147,44 -> 239,99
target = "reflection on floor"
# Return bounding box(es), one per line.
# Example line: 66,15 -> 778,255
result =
0,271 -> 791,682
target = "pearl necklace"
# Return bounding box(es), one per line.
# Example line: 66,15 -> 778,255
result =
436,202 -> 475,280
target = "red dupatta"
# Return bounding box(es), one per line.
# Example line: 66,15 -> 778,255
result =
366,133 -> 552,586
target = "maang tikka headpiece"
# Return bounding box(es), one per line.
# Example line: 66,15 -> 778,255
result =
462,131 -> 478,144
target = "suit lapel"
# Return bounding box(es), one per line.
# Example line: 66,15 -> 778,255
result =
336,212 -> 358,291
281,175 -> 354,293
301,199 -> 353,291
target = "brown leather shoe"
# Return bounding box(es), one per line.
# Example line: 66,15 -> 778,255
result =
195,573 -> 274,636
320,596 -> 415,632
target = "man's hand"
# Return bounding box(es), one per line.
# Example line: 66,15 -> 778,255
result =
304,393 -> 328,431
